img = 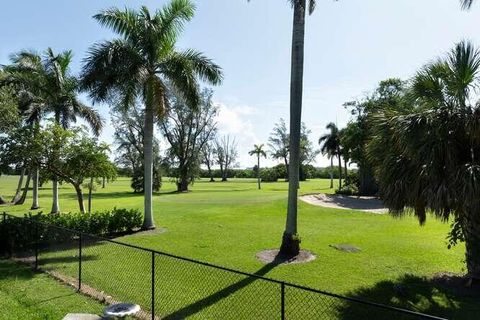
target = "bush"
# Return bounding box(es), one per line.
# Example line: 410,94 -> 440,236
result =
260,168 -> 279,182
335,185 -> 359,196
42,208 -> 142,235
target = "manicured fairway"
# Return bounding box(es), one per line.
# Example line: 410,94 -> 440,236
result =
0,176 -> 477,319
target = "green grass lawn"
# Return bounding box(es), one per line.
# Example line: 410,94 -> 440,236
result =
0,175 -> 477,319
0,260 -> 104,320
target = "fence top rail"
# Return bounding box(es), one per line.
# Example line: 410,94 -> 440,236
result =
2,212 -> 447,320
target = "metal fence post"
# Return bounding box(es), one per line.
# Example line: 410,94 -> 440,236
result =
281,282 -> 285,320
151,251 -> 155,320
78,233 -> 82,291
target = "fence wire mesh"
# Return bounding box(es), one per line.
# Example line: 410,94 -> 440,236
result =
0,213 -> 446,320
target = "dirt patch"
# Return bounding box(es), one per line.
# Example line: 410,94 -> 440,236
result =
300,193 -> 387,214
125,227 -> 167,237
329,244 -> 361,253
256,249 -> 316,264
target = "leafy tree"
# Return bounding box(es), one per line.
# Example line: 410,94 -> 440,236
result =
81,1 -> 223,229
215,136 -> 238,182
39,125 -> 116,213
368,41 -> 480,282
112,105 -> 162,193
268,118 -> 289,181
201,141 -> 217,182
161,88 -> 218,192
342,78 -> 408,196
299,123 -> 320,181
249,144 -> 267,189
3,49 -> 103,212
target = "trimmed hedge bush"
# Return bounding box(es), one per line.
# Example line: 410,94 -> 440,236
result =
39,207 -> 143,235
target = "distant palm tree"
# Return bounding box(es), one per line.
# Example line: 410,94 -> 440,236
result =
81,1 -> 223,229
248,0 -> 317,257
249,144 -> 267,189
3,49 -> 103,212
368,41 -> 480,282
319,122 -> 342,189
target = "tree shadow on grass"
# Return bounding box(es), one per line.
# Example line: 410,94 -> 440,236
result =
0,259 -> 35,281
38,254 -> 98,266
336,274 -> 480,320
162,257 -> 283,320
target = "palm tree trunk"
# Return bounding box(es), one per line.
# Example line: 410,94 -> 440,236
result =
344,158 -> 348,184
257,155 -> 261,190
31,167 -> 39,209
51,179 -> 60,213
52,113 -> 61,214
88,177 -> 93,213
280,0 -> 306,257
11,168 -> 26,203
74,184 -> 85,214
338,154 -> 343,189
463,210 -> 480,282
15,172 -> 31,205
330,157 -> 334,189
142,98 -> 155,229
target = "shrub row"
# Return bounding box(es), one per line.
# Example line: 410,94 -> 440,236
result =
38,207 -> 143,235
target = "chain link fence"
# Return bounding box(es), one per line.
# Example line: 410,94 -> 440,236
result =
0,213 -> 446,320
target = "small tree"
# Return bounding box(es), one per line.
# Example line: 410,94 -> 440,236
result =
40,125 -> 116,213
161,88 -> 218,192
268,118 -> 289,181
249,144 -> 267,189
215,136 -> 238,182
201,141 -> 217,182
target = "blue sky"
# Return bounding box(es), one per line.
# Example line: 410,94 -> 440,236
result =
1,0 -> 480,167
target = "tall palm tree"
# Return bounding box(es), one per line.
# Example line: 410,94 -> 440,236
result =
319,122 -> 342,189
3,49 -> 103,212
248,0 -> 317,257
368,41 -> 480,282
249,144 -> 267,190
81,1 -> 223,229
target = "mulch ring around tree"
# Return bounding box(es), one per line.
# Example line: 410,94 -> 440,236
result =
256,249 -> 316,264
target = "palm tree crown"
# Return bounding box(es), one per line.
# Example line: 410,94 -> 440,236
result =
368,41 -> 480,279
81,0 -> 223,229
319,122 -> 339,158
249,144 -> 267,158
4,49 -> 103,135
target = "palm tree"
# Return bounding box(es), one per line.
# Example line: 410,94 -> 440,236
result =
319,122 -> 342,189
461,0 -> 474,9
81,1 -> 223,229
249,144 -> 267,190
248,0 -> 316,257
3,49 -> 103,212
368,41 -> 480,282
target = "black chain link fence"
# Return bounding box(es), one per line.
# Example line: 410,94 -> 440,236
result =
0,213 -> 446,320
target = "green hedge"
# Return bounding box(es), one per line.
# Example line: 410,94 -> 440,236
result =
40,208 -> 142,235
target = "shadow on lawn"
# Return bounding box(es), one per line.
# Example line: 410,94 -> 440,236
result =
162,258 -> 282,319
337,274 -> 480,320
0,259 -> 35,281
